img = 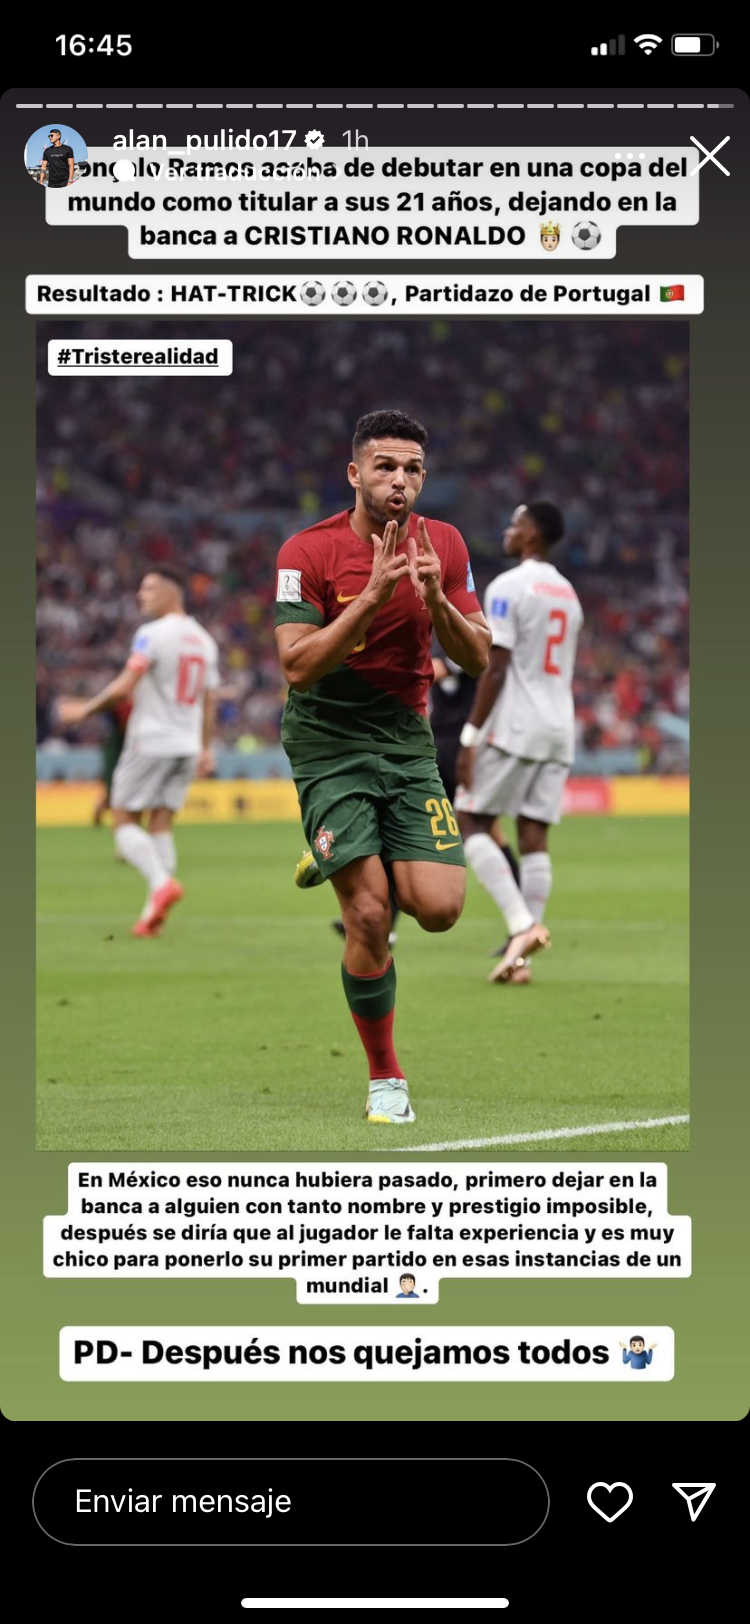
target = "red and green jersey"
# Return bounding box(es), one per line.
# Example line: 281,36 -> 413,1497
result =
275,508 -> 480,762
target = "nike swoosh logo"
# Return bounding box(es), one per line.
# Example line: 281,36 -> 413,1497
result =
435,840 -> 460,851
337,592 -> 358,602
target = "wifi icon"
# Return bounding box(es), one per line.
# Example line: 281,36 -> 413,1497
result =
635,33 -> 663,53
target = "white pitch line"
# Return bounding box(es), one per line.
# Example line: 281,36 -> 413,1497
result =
381,1114 -> 689,1153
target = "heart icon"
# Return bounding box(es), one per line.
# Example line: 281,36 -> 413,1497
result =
587,1482 -> 634,1522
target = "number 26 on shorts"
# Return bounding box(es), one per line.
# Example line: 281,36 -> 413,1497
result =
425,796 -> 459,844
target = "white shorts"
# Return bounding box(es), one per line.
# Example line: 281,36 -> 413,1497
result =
110,746 -> 198,813
454,746 -> 569,825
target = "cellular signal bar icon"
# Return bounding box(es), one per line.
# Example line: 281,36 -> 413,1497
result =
591,35 -> 626,54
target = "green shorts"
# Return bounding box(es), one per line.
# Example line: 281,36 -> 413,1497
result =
294,751 -> 466,877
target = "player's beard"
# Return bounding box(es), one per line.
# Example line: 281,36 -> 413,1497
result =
358,479 -> 415,533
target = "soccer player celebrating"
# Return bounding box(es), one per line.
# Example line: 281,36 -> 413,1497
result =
455,502 -> 583,984
58,567 -> 219,937
274,410 -> 490,1124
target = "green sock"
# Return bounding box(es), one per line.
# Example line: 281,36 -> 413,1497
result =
341,958 -> 396,1019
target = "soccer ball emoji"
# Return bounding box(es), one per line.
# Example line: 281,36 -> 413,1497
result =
332,279 -> 357,307
363,279 -> 388,307
300,279 -> 325,307
572,221 -> 601,251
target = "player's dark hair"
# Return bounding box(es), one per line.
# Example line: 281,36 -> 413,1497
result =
526,500 -> 565,548
352,410 -> 428,457
146,565 -> 185,592
399,1273 -> 416,1285
49,129 -> 61,137
630,1336 -> 645,1345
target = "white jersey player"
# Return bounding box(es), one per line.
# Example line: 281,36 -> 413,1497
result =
454,502 -> 583,983
58,568 -> 220,938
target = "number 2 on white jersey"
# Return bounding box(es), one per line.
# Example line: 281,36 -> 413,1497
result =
176,654 -> 206,705
543,609 -> 568,675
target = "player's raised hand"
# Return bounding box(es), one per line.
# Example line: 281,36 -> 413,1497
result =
57,697 -> 89,726
408,517 -> 443,608
366,520 -> 411,604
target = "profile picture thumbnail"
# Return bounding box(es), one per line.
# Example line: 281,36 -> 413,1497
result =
25,123 -> 88,188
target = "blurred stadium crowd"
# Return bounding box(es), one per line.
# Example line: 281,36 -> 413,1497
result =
37,319 -> 689,774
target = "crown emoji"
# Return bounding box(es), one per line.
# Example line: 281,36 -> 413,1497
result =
541,221 -> 560,236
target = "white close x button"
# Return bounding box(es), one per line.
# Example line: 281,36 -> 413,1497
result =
690,135 -> 730,175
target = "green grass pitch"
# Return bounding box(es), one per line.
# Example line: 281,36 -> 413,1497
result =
37,817 -> 688,1157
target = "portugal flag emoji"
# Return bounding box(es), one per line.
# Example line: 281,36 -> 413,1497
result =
660,284 -> 685,301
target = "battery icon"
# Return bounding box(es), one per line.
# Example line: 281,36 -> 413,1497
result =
671,34 -> 717,54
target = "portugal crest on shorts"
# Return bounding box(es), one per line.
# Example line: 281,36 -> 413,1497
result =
314,825 -> 335,860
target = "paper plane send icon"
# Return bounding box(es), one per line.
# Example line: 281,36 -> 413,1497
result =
672,1483 -> 716,1522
